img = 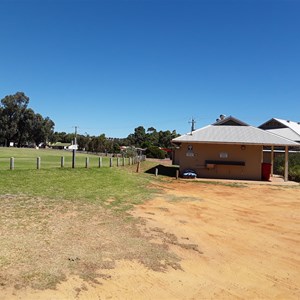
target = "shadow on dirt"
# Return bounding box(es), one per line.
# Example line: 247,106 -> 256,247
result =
145,164 -> 179,178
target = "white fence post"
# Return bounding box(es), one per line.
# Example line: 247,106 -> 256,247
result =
10,157 -> 14,170
37,157 -> 41,169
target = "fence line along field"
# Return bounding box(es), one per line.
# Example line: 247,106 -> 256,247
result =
0,148 -> 142,170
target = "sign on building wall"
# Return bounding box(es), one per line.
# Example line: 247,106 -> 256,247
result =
186,145 -> 194,157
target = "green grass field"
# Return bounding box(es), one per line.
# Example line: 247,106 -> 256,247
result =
0,148 -> 155,211
0,148 -> 128,170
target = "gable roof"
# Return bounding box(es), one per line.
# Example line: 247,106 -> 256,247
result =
172,116 -> 299,146
259,118 -> 300,142
213,116 -> 249,126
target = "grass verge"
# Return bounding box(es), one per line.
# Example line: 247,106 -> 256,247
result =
0,163 -> 183,290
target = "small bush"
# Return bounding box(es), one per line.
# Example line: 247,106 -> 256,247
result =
274,152 -> 300,182
145,146 -> 166,159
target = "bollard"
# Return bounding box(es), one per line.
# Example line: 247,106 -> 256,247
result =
10,157 -> 14,170
122,157 -> 125,166
99,157 -> 102,168
61,156 -> 64,168
110,157 -> 113,167
85,157 -> 89,168
37,157 -> 41,170
155,168 -> 158,176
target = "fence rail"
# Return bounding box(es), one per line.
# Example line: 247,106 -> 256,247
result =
0,155 -> 146,170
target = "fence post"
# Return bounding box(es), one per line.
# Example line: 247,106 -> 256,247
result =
117,157 -> 119,167
110,157 -> 113,167
10,157 -> 14,170
99,157 -> 102,168
85,157 -> 89,168
136,161 -> 140,173
123,157 -> 125,166
155,168 -> 158,176
61,156 -> 64,168
37,157 -> 41,170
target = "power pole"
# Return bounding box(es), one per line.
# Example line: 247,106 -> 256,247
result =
189,118 -> 196,132
74,126 -> 78,145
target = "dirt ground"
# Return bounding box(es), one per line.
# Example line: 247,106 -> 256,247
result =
1,179 -> 300,299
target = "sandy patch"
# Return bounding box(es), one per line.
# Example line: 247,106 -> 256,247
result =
1,180 -> 300,299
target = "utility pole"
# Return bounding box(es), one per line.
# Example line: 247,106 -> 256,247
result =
74,126 -> 78,145
189,118 -> 196,133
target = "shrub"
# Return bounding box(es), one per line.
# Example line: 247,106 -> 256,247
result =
274,152 -> 300,182
145,146 -> 166,159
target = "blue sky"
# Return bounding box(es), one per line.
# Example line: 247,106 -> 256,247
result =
1,0 -> 299,137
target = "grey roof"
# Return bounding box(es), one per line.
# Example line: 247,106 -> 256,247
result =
274,118 -> 300,134
265,128 -> 300,142
263,118 -> 300,142
172,125 -> 299,146
213,116 -> 249,126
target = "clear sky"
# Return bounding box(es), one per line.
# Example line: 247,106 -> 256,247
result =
1,0 -> 299,137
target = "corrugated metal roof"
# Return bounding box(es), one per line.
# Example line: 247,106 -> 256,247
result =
273,118 -> 300,138
172,125 -> 299,146
212,116 -> 249,126
265,128 -> 300,142
259,118 -> 300,142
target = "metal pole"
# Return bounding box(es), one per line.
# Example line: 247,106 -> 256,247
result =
72,149 -> 76,168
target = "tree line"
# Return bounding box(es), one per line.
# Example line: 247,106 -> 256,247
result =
53,126 -> 179,158
0,92 -> 55,147
0,92 -> 179,157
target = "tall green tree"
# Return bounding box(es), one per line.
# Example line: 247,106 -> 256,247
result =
0,92 -> 29,146
0,92 -> 55,146
31,114 -> 55,146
